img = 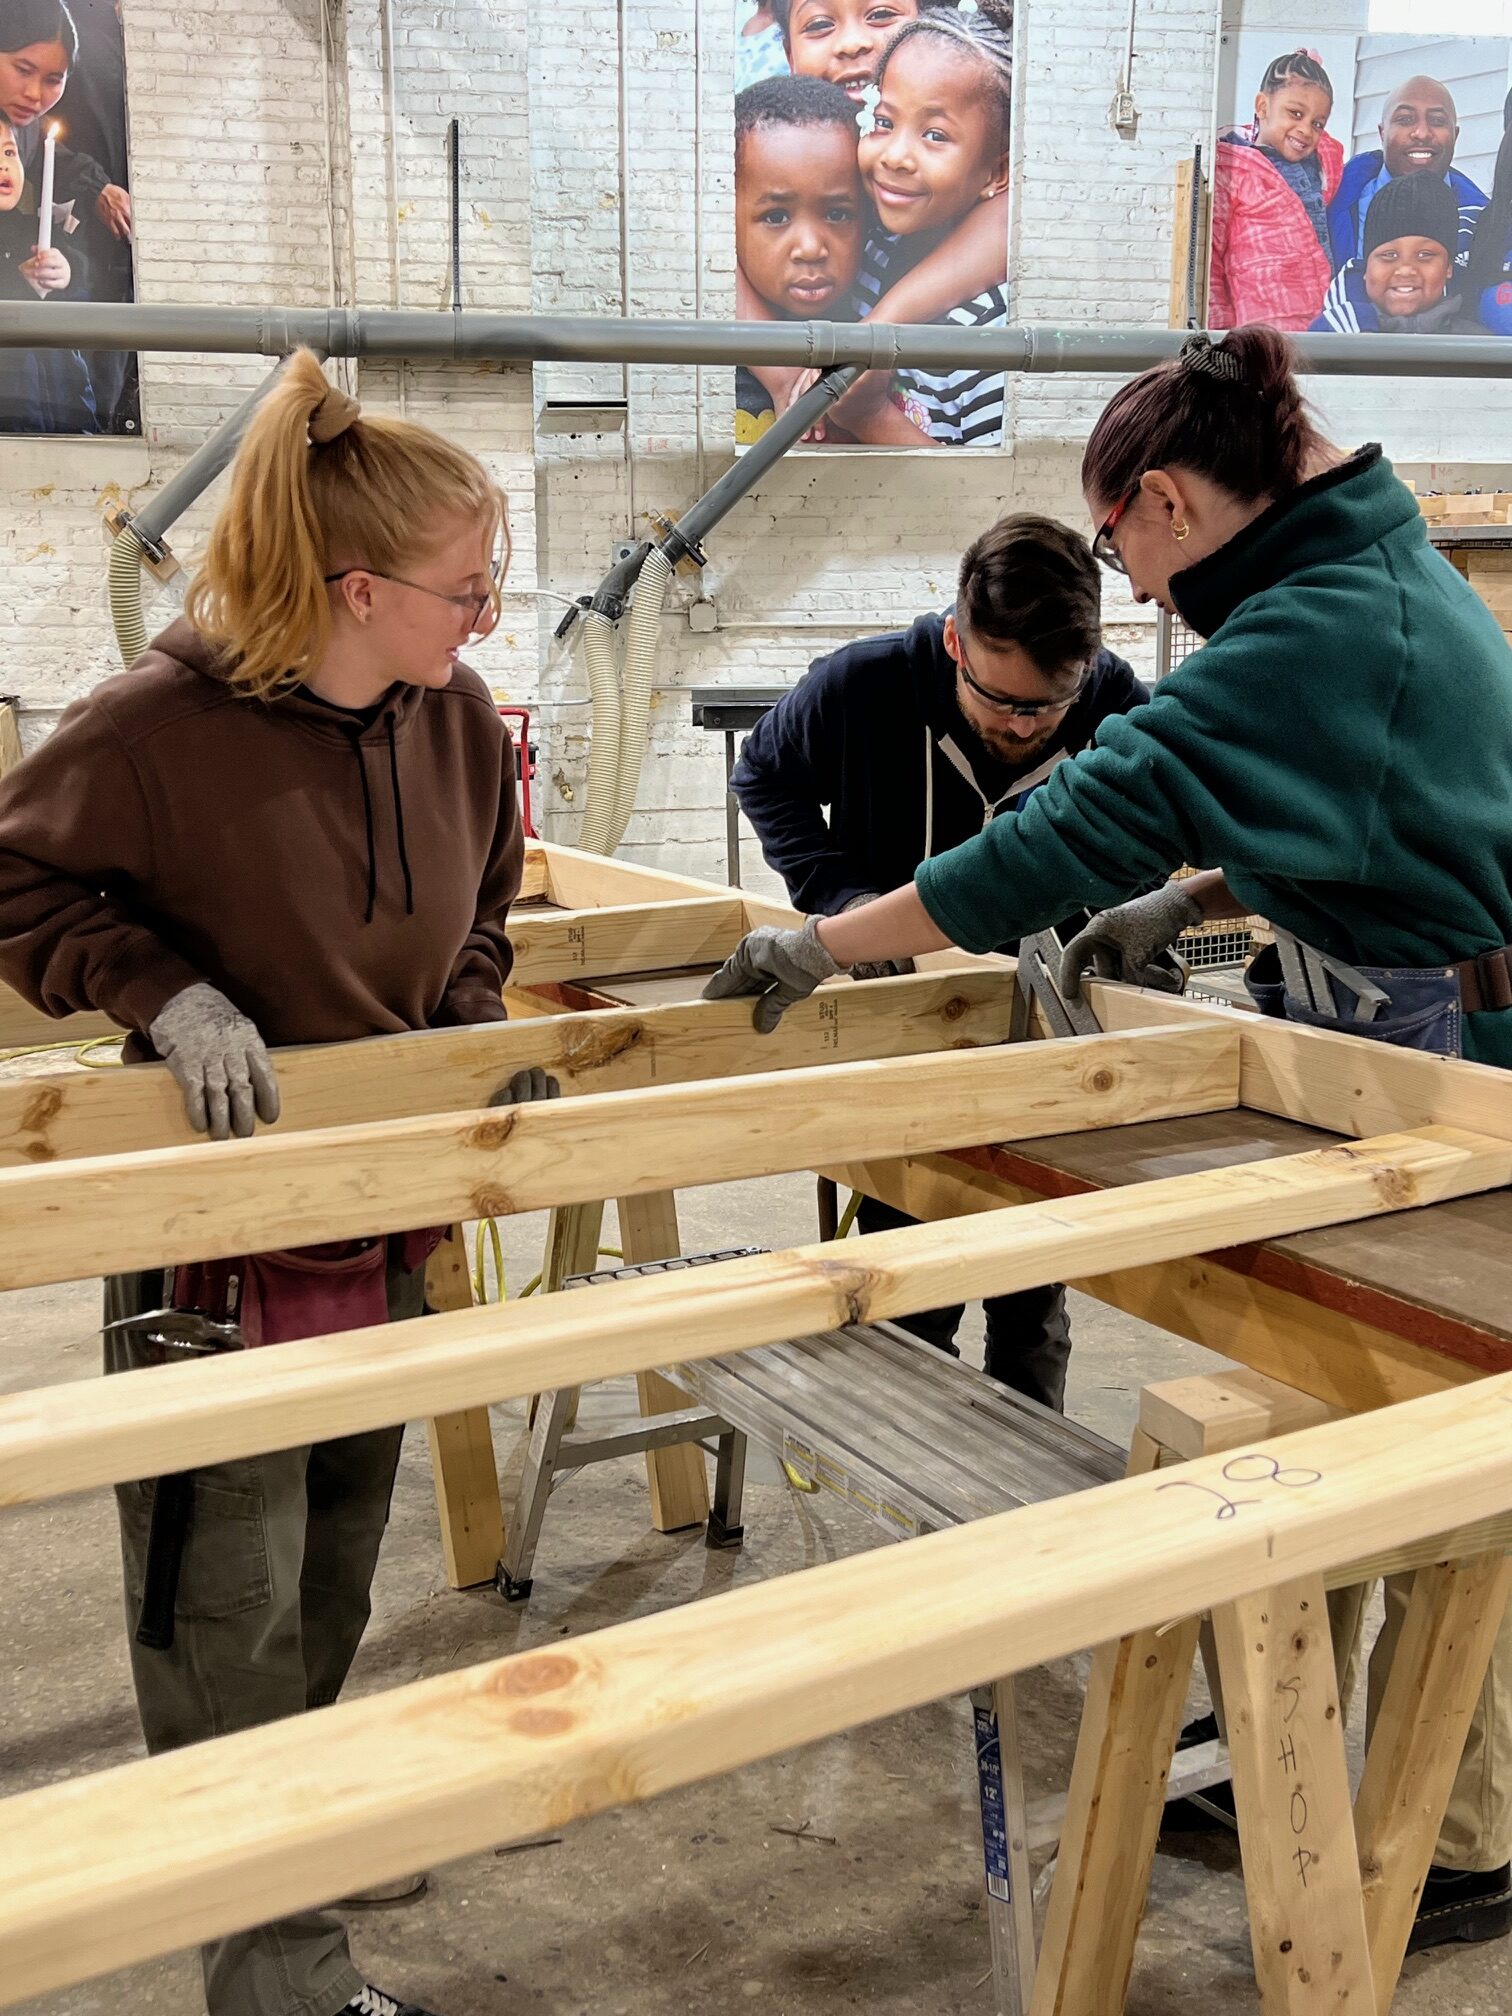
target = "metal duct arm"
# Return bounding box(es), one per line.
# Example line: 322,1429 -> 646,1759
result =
4,302 -> 1512,378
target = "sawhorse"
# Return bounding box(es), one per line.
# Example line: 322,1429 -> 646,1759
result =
424,1198 -> 717,1593
1033,1365 -> 1512,2014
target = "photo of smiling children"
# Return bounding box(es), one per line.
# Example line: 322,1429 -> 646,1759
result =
735,0 -> 1014,449
1313,171 -> 1468,332
0,0 -> 137,433
1211,24 -> 1511,339
1210,51 -> 1343,331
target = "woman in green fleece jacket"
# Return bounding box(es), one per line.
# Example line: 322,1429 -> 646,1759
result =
709,326 -> 1512,1060
706,322 -> 1512,1946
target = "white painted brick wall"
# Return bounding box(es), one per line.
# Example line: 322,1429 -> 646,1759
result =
8,0 -> 1510,881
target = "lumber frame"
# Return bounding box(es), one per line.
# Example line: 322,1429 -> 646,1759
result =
822,1147 -> 1500,1411
507,896 -> 744,985
0,971 -> 1019,1167
2,1124 -> 1507,1509
4,1373 -> 1512,2006
423,1228 -> 505,1591
0,1024 -> 1241,1292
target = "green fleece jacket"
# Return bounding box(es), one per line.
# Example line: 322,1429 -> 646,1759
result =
915,448 -> 1512,1066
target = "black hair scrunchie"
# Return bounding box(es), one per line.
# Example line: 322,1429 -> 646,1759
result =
1178,333 -> 1245,385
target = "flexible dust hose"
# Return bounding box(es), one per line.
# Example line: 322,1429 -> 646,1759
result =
577,609 -> 623,856
108,523 -> 149,670
603,545 -> 674,856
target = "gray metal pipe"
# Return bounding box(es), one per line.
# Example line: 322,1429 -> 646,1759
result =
6,301 -> 1512,377
667,364 -> 862,557
130,356 -> 294,552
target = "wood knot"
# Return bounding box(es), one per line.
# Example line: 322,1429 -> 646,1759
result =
1371,1166 -> 1415,1209
465,1112 -> 517,1152
941,995 -> 969,1023
562,1021 -> 644,1072
498,1653 -> 577,1697
21,1086 -> 63,1132
812,1255 -> 877,1327
472,1187 -> 514,1218
1086,1068 -> 1116,1094
509,1705 -> 574,1738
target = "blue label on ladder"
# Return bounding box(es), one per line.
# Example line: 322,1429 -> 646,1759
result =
973,1701 -> 1012,1904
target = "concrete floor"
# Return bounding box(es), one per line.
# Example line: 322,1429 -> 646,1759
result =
3,1169 -> 1508,2016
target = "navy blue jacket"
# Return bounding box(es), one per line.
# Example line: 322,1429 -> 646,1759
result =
731,611 -> 1147,920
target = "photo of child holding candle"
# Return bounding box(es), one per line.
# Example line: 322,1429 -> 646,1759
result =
0,109 -> 97,430
0,0 -> 135,432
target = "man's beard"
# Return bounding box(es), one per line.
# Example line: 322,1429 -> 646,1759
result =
973,716 -> 1059,767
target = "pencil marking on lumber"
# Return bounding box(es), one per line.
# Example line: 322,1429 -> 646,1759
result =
495,1653 -> 577,1697
509,1706 -> 574,1738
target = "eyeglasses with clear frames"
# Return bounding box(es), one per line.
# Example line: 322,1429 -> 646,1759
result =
323,558 -> 505,640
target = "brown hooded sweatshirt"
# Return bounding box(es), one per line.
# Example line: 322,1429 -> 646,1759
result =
0,619 -> 523,1049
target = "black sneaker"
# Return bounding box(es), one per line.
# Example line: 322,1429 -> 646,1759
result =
343,1987 -> 440,2016
1160,1712 -> 1237,1835
1407,1863 -> 1512,1954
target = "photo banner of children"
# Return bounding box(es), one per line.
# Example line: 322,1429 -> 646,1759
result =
0,0 -> 138,435
734,1 -> 1013,449
1211,27 -> 1512,340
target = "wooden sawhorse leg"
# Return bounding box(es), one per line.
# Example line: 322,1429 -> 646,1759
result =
1211,1572 -> 1373,2009
497,1194 -> 711,1598
1354,1548 -> 1512,2003
1033,1366 -> 1512,2015
1030,1426 -> 1202,2016
616,1191 -> 710,1534
425,1225 -> 506,1590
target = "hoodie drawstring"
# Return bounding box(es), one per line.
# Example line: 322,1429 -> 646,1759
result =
344,723 -> 380,925
344,716 -> 414,924
385,710 -> 415,917
923,725 -> 936,862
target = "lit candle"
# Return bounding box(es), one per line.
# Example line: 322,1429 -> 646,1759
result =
36,123 -> 57,252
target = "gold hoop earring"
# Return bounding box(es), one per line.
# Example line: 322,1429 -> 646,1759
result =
1172,518 -> 1191,543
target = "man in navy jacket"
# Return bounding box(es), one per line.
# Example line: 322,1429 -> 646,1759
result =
731,513 -> 1147,1409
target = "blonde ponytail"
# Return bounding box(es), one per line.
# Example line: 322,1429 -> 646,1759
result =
185,350 -> 509,700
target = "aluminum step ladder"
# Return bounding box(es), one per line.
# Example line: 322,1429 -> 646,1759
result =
500,1243 -> 1163,2016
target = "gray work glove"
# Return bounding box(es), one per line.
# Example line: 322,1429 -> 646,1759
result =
488,1066 -> 562,1106
148,981 -> 282,1141
1058,881 -> 1202,999
702,915 -> 846,1034
841,893 -> 916,983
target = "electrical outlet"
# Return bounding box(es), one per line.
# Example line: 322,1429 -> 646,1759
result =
1111,88 -> 1137,134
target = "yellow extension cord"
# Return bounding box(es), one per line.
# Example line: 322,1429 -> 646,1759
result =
0,1035 -> 124,1068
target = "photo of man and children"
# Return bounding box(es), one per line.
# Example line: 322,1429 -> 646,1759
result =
0,0 -> 138,436
734,0 -> 1012,448
1211,30 -> 1512,340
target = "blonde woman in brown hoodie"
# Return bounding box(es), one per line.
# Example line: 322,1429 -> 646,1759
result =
0,350 -> 546,2016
